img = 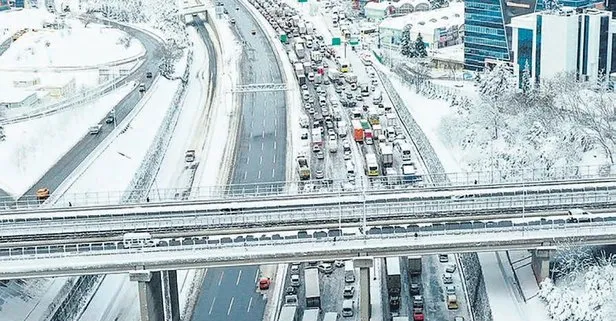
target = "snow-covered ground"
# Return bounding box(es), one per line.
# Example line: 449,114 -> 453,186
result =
0,83 -> 133,197
0,277 -> 74,321
0,8 -> 54,44
0,20 -> 144,69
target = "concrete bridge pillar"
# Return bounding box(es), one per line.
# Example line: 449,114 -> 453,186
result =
531,248 -> 555,282
354,257 -> 373,321
130,270 -> 180,321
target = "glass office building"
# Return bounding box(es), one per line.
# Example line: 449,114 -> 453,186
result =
464,0 -> 603,71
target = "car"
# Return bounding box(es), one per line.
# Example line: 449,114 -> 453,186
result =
313,144 -> 321,153
315,169 -> 324,179
301,84 -> 308,90
328,128 -> 336,136
413,295 -> 423,308
567,208 -> 591,223
290,264 -> 300,274
230,18 -> 236,24
322,109 -> 329,117
439,254 -> 449,263
301,132 -> 308,140
285,286 -> 296,295
290,274 -> 300,287
356,95 -> 363,101
317,150 -> 325,159
251,29 -> 256,35
335,260 -> 345,268
236,6 -> 239,10
442,273 -> 453,284
445,264 -> 457,273
308,107 -> 315,114
308,73 -> 315,81
343,285 -> 355,298
454,317 -> 465,321
139,83 -> 146,93
413,308 -> 425,321
36,188 -> 50,200
308,97 -> 315,104
410,283 -> 420,295
146,71 -> 153,78
329,134 -> 336,141
335,86 -> 343,93
258,277 -> 270,290
345,92 -> 353,99
224,8 -> 229,14
105,115 -> 115,124
446,285 -> 456,295
326,121 -> 334,129
318,262 -> 334,274
343,152 -> 351,160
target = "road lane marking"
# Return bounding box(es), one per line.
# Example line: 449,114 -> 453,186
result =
272,168 -> 275,178
247,297 -> 253,313
243,171 -> 247,180
208,297 -> 216,315
254,269 -> 259,283
273,154 -> 276,164
236,270 -> 242,286
274,128 -> 277,137
246,157 -> 250,165
248,143 -> 251,151
261,142 -> 264,150
218,271 -> 224,286
258,170 -> 262,179
273,141 -> 276,150
259,156 -> 263,165
227,297 -> 235,315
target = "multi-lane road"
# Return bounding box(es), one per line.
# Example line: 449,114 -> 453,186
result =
0,21 -> 164,205
190,1 -> 287,321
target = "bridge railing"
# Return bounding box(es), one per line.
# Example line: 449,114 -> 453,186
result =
2,164 -> 615,210
2,189 -> 616,236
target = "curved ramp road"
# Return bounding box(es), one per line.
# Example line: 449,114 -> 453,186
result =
190,2 -> 287,321
0,21 -> 164,204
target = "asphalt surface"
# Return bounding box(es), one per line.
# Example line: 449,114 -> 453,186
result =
0,21 -> 163,205
190,2 -> 287,321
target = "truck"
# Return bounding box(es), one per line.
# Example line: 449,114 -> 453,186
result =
386,257 -> 401,310
306,21 -> 314,34
304,268 -> 321,308
294,43 -> 305,58
298,22 -> 307,35
379,143 -> 394,167
337,121 -> 347,137
364,129 -> 373,145
310,51 -> 322,63
327,69 -> 341,82
344,260 -> 355,283
345,72 -> 358,84
302,309 -> 319,321
297,156 -> 310,180
402,164 -> 421,184
447,295 -> 459,309
398,141 -> 413,165
279,305 -> 299,321
294,62 -> 304,74
185,150 -> 196,162
351,119 -> 364,142
302,61 -> 312,75
372,124 -> 383,141
409,256 -> 422,275
312,128 -> 323,146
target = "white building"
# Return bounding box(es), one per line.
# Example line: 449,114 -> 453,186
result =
0,89 -> 38,109
364,0 -> 431,20
510,8 -> 616,84
378,2 -> 463,50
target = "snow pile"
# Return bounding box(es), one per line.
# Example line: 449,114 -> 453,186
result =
0,84 -> 133,197
0,21 -> 144,69
539,252 -> 616,321
0,9 -> 54,43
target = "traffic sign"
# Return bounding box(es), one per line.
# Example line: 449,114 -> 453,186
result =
332,37 -> 341,46
298,0 -> 307,3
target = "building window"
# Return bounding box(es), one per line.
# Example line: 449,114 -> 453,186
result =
599,16 -> 609,75
535,15 -> 542,82
517,28 -> 533,84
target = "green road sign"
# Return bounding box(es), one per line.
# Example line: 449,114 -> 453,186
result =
298,0 -> 307,3
332,37 -> 341,46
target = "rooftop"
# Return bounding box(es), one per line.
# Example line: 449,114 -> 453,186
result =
365,0 -> 431,11
379,2 -> 464,31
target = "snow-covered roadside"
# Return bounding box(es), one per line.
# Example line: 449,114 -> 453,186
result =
0,83 -> 133,197
0,277 -> 74,321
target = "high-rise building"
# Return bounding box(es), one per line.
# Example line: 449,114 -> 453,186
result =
464,0 -> 603,71
510,8 -> 615,83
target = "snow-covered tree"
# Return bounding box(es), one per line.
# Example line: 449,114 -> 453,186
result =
414,33 -> 428,58
429,0 -> 449,9
520,60 -> 532,94
543,0 -> 562,11
400,25 -> 414,58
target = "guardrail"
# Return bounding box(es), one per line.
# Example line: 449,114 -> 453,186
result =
0,220 -> 614,279
2,189 -> 616,238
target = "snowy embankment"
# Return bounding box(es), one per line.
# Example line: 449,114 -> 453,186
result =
0,20 -> 145,70
0,84 -> 133,197
0,8 -> 54,44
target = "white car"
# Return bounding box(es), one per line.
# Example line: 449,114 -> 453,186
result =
308,72 -> 315,81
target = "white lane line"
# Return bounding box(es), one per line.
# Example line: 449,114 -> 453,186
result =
248,143 -> 251,151
236,270 -> 243,286
258,170 -> 262,179
243,171 -> 247,180
218,271 -> 224,286
254,269 -> 259,283
273,153 -> 276,164
273,141 -> 276,150
274,128 -> 277,137
259,156 -> 263,165
261,142 -> 264,150
262,130 -> 265,138
246,156 -> 250,165
272,168 -> 275,178
227,297 -> 235,315
247,297 -> 253,313
208,297 -> 216,315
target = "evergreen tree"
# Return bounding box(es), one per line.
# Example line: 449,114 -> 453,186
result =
520,60 -> 532,94
400,25 -> 414,58
414,33 -> 428,58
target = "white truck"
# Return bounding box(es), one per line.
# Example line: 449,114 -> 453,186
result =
337,121 -> 347,137
294,43 -> 305,59
345,73 -> 358,84
298,22 -> 307,35
310,51 -> 322,63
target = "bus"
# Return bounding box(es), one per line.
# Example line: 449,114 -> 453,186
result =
339,60 -> 350,73
123,232 -> 156,248
304,268 -> 321,308
365,153 -> 380,176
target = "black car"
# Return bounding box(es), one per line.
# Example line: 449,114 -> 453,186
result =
146,71 -> 152,78
286,286 -> 297,295
251,29 -> 257,35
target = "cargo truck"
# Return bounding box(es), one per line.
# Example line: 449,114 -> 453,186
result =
402,164 -> 421,183
344,260 -> 355,283
409,256 -> 422,275
386,257 -> 401,310
312,128 -> 323,146
304,268 -> 321,308
351,119 -> 364,142
310,51 -> 322,63
378,143 -> 394,167
279,305 -> 299,321
372,124 -> 383,141
297,156 -> 311,180
302,61 -> 312,75
294,43 -> 305,58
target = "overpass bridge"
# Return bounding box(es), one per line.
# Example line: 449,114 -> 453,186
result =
2,180 -> 616,243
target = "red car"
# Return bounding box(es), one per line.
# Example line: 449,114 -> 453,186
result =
258,277 -> 271,290
413,308 -> 424,321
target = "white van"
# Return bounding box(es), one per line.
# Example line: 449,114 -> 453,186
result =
345,161 -> 355,178
342,299 -> 354,317
372,90 -> 382,105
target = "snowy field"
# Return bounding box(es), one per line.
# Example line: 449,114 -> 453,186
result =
0,83 -> 133,197
0,9 -> 54,44
0,20 -> 144,69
